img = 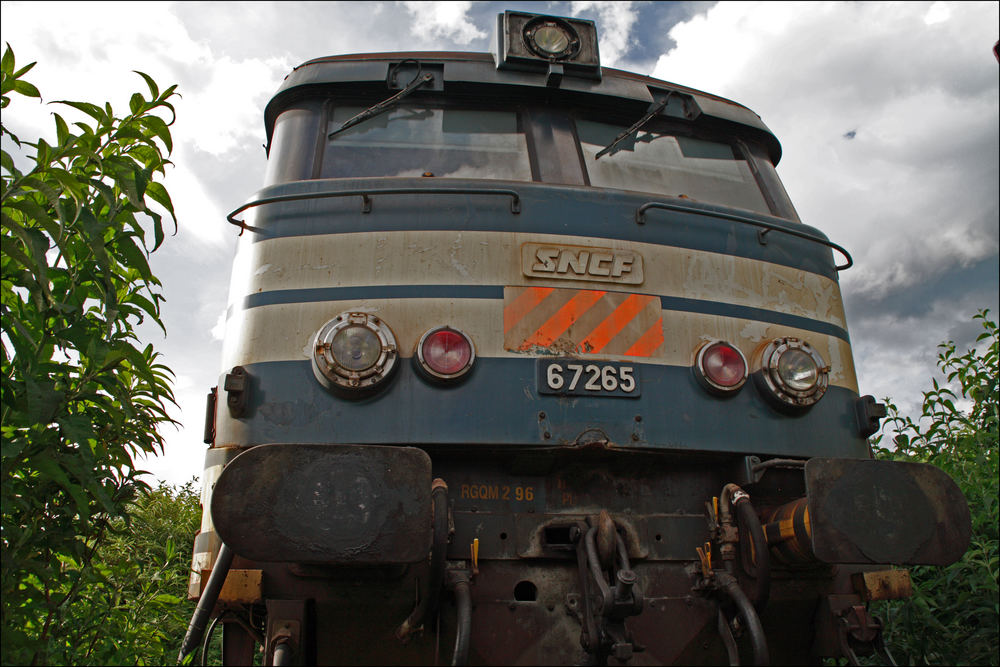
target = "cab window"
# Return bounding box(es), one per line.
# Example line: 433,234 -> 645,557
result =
576,119 -> 771,215
321,107 -> 531,180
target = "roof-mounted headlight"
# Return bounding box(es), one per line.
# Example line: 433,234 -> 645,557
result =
753,337 -> 829,409
495,11 -> 601,80
523,16 -> 579,60
312,312 -> 398,397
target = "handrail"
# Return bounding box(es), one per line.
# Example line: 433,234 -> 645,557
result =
635,201 -> 853,271
227,186 -> 521,232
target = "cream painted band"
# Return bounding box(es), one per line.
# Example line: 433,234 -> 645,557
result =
199,463 -> 223,533
228,230 -> 847,329
220,298 -> 858,391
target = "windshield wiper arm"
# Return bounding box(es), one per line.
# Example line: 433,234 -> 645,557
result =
594,91 -> 674,160
328,63 -> 434,140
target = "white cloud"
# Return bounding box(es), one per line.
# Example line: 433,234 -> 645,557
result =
401,1 -> 486,45
652,1 -> 999,297
571,1 -> 639,67
211,308 -> 227,342
924,1 -> 951,25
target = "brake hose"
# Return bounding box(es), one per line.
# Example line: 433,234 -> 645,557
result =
717,571 -> 770,666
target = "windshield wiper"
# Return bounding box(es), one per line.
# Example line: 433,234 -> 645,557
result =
594,91 -> 674,160
328,60 -> 434,140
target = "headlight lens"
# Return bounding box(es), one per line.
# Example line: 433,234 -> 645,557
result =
776,348 -> 818,391
532,25 -> 571,54
312,312 -> 398,396
523,17 -> 579,59
754,337 -> 829,409
331,325 -> 381,371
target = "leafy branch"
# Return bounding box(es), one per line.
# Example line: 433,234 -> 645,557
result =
1,44 -> 181,666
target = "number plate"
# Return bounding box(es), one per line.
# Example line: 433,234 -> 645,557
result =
536,360 -> 641,398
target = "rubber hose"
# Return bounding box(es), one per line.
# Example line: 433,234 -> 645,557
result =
451,579 -> 472,666
397,481 -> 449,641
178,542 -> 234,664
735,498 -> 770,611
718,609 -> 741,666
718,572 -> 769,666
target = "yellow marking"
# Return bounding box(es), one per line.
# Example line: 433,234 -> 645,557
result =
471,538 -> 480,575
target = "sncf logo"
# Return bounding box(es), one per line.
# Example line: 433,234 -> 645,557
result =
521,243 -> 644,285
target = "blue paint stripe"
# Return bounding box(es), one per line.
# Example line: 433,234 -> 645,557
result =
235,285 -> 849,342
238,181 -> 841,280
657,295 -> 850,342
221,358 -> 869,460
242,284 -> 503,309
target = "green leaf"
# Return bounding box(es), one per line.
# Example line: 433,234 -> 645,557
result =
1,44 -> 14,74
12,79 -> 40,98
133,70 -> 159,101
31,456 -> 92,519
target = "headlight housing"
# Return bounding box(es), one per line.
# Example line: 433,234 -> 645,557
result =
754,337 -> 829,409
312,312 -> 398,396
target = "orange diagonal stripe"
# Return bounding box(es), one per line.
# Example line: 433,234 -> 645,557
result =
504,287 -> 555,334
578,294 -> 657,354
521,290 -> 607,348
624,317 -> 664,357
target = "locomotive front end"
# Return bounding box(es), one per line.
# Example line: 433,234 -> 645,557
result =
183,11 -> 970,666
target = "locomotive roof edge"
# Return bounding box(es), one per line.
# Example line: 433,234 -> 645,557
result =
262,51 -> 783,165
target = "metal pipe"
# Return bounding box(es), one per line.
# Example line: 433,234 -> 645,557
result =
272,641 -> 292,667
397,479 -> 449,642
717,572 -> 770,666
178,542 -> 234,664
735,495 -> 770,611
751,458 -> 806,474
450,577 -> 472,666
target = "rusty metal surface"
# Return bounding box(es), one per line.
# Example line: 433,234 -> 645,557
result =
211,444 -> 432,563
851,569 -> 912,601
212,568 -> 264,604
805,457 -> 971,565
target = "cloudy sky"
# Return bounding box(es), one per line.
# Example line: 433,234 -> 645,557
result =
3,1 -> 997,486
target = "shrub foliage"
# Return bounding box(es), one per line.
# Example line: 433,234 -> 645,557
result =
1,45 -> 182,664
872,311 -> 999,665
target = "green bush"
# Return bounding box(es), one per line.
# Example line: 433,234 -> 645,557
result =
872,311 -> 999,665
1,45 -> 181,665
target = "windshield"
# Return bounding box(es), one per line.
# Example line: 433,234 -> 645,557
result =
322,106 -> 532,180
577,119 -> 770,215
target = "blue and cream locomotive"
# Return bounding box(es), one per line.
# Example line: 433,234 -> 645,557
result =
181,11 -> 970,666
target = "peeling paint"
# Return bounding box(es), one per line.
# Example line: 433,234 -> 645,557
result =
740,321 -> 772,343
448,233 -> 471,277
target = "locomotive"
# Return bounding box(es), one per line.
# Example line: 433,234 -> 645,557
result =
180,11 -> 971,666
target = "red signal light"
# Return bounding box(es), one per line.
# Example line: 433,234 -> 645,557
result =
417,327 -> 475,381
695,341 -> 748,393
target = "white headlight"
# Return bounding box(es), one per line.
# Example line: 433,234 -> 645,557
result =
754,337 -> 829,408
312,312 -> 398,396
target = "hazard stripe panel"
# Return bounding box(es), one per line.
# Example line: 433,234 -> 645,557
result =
504,287 -> 664,357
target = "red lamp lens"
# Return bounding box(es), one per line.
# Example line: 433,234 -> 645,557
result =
422,329 -> 472,376
703,343 -> 745,388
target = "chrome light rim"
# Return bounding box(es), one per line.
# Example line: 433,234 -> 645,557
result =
312,312 -> 398,395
